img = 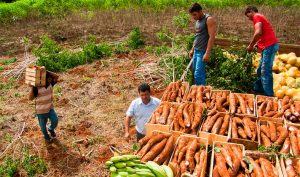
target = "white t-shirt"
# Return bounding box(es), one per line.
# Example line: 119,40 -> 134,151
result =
126,97 -> 160,134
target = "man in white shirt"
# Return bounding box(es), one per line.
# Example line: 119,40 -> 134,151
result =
124,83 -> 160,141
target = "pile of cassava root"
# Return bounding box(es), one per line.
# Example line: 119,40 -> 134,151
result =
169,137 -> 207,177
172,102 -> 204,134
137,133 -> 175,165
183,85 -> 212,105
229,93 -> 254,115
209,91 -> 230,112
200,110 -> 230,136
232,116 -> 257,141
281,96 -> 300,123
161,81 -> 189,102
257,96 -> 280,117
259,121 -> 288,150
280,158 -> 300,177
149,102 -> 178,125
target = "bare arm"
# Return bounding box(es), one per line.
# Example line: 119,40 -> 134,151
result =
29,87 -> 35,100
248,22 -> 262,49
204,16 -> 217,61
124,115 -> 133,136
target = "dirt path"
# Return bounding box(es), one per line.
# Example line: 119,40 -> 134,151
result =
0,50 -> 164,176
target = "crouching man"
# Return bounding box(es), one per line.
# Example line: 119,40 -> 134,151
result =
124,83 -> 160,141
29,71 -> 59,142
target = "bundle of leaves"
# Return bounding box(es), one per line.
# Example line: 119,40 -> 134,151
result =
206,47 -> 256,93
34,36 -> 112,72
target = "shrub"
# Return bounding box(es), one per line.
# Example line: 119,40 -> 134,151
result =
22,151 -> 47,177
127,27 -> 144,49
34,36 -> 112,72
0,157 -> 19,177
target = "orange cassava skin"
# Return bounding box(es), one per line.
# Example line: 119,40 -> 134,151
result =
159,102 -> 171,124
203,112 -> 221,132
185,139 -> 199,171
177,103 -> 187,128
236,94 -> 247,114
154,136 -> 175,165
290,131 -> 300,156
280,137 -> 291,154
258,101 -> 267,116
259,158 -> 277,177
178,146 -> 188,163
238,127 -> 247,139
193,149 -> 207,177
229,93 -> 236,114
232,119 -> 238,139
192,103 -> 203,129
219,114 -> 230,135
141,138 -> 167,162
219,146 -> 233,168
247,97 -> 254,112
260,125 -> 271,139
264,111 -> 277,117
265,100 -> 273,113
275,126 -> 288,145
261,132 -> 272,147
243,117 -> 253,139
211,116 -> 224,134
183,104 -> 191,128
212,166 -> 220,177
248,157 -> 264,177
172,138 -> 188,163
180,160 -> 187,175
196,86 -> 204,103
138,136 -> 151,147
167,105 -> 177,125
215,153 -> 231,177
138,134 -> 167,157
268,121 -> 277,142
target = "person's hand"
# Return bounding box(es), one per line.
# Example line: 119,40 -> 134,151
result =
124,132 -> 130,141
203,53 -> 210,62
189,49 -> 194,59
247,45 -> 254,52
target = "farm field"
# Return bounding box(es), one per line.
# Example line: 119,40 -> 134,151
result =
0,0 -> 300,177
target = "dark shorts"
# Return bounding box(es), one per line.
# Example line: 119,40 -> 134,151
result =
136,131 -> 145,141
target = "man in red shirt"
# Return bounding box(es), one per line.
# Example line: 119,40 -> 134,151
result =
245,6 -> 279,96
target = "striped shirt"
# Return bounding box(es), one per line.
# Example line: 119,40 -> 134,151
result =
36,85 -> 54,114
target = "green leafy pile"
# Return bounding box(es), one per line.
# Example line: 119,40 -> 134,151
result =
34,35 -> 112,72
206,47 -> 256,93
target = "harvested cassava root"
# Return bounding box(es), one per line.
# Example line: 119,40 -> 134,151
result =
259,121 -> 289,151
209,91 -> 230,112
149,102 -> 178,125
229,93 -> 254,115
257,96 -> 281,118
201,111 -> 230,136
137,133 -> 175,165
281,96 -> 300,123
183,85 -> 212,104
169,137 -> 207,177
161,81 -> 189,102
173,102 -> 204,135
287,126 -> 300,156
280,157 -> 300,177
231,116 -> 257,141
212,143 -> 244,177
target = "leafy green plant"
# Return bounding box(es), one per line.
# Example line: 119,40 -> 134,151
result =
0,57 -> 16,65
127,27 -> 144,49
0,157 -> 19,177
0,66 -> 4,71
34,36 -> 112,72
0,78 -> 16,90
22,151 -> 47,177
206,47 -> 256,93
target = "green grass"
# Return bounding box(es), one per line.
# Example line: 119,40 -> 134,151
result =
0,0 -> 299,23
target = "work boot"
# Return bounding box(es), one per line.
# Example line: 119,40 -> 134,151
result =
48,129 -> 56,138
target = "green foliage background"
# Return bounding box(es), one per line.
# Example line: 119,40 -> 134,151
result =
0,0 -> 299,22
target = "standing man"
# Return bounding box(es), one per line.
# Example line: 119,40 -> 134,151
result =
245,6 -> 279,96
189,3 -> 217,85
29,71 -> 59,143
124,83 -> 160,141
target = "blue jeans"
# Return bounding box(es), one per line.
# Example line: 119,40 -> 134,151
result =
254,43 -> 279,96
37,109 -> 58,140
193,49 -> 206,85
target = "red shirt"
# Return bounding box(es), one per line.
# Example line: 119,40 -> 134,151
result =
252,13 -> 278,50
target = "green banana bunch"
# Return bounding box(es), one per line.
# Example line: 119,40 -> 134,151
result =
106,155 -> 174,177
